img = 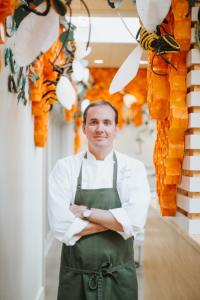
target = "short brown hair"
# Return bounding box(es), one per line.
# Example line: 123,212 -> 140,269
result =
83,100 -> 118,125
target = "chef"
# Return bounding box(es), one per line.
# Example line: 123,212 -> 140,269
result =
48,100 -> 150,300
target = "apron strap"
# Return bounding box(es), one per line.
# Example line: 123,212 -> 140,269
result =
62,260 -> 132,300
113,152 -> 118,189
76,152 -> 87,190
76,152 -> 118,190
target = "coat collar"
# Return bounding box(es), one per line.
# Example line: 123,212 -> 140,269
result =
86,149 -> 114,162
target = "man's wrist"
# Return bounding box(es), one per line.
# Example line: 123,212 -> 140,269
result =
82,207 -> 92,220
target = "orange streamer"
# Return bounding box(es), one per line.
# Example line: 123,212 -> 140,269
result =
30,33 -> 67,148
149,6 -> 189,216
0,0 -> 19,22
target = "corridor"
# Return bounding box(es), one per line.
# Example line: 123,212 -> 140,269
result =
1,1 -> 200,300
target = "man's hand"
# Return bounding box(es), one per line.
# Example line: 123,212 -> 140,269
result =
69,204 -> 87,218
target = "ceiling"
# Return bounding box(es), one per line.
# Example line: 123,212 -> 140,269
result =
71,0 -> 137,17
70,0 -> 144,68
87,43 -> 147,68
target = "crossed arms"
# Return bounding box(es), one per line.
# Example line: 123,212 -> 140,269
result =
70,204 -> 123,237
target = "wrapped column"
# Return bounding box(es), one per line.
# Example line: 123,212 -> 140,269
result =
176,4 -> 200,234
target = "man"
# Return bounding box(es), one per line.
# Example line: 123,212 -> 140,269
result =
48,100 -> 150,300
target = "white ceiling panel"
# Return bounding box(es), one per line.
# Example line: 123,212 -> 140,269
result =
71,0 -> 137,17
87,43 -> 147,68
70,0 -> 145,68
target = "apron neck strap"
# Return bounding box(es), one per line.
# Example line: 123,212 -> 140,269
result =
112,152 -> 117,188
76,152 -> 118,190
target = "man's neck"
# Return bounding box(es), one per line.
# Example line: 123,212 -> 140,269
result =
88,145 -> 113,160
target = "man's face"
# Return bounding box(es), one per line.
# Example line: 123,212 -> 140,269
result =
83,105 -> 118,150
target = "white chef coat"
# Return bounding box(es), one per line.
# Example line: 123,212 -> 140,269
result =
48,150 -> 151,246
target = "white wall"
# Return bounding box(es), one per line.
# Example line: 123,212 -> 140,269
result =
60,122 -> 75,158
0,67 -> 44,300
115,123 -> 156,168
44,116 -> 75,255
44,118 -> 60,254
115,123 -> 156,193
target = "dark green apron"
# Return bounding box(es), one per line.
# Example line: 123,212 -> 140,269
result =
57,153 -> 138,300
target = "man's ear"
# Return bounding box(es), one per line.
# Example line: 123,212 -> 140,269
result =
82,124 -> 86,135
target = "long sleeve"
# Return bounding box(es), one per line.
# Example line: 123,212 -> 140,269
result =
109,161 -> 151,239
48,159 -> 88,246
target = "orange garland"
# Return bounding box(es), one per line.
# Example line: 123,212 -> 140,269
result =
64,104 -> 77,122
74,106 -> 82,154
29,34 -> 66,147
0,0 -> 19,46
149,2 -> 190,216
0,0 -> 19,22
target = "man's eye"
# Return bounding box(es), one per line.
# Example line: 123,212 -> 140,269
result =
90,121 -> 97,125
104,121 -> 111,125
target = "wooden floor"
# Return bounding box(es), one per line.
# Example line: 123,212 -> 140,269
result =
144,207 -> 200,300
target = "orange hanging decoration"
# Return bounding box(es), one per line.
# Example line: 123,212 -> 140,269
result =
172,0 -> 191,51
131,103 -> 143,127
74,128 -> 81,154
74,106 -> 82,153
0,22 -> 6,44
64,104 -> 77,122
42,37 -> 66,106
34,113 -> 48,147
0,0 -> 19,22
149,5 -> 189,216
147,69 -> 170,120
29,55 -> 44,103
30,30 -> 68,148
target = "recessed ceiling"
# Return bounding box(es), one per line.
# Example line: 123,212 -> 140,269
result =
71,0 -> 137,17
70,0 -> 144,68
88,43 -> 147,68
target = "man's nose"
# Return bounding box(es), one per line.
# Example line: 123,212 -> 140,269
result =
96,123 -> 104,132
